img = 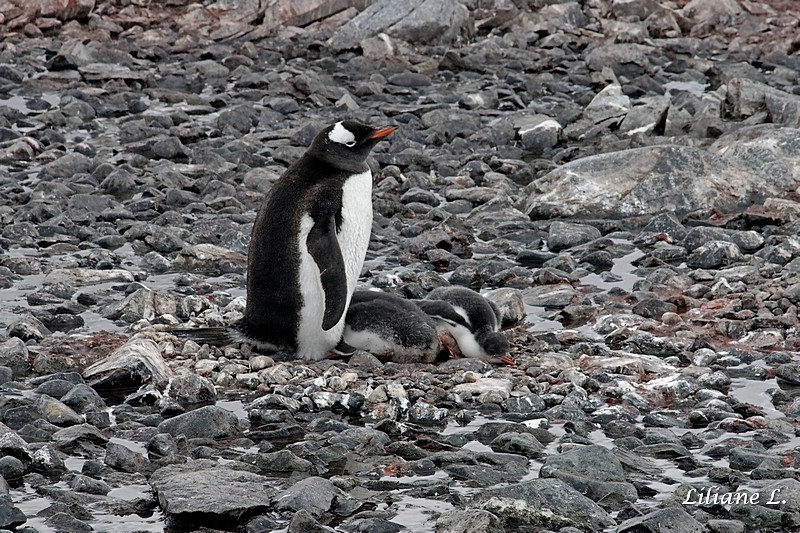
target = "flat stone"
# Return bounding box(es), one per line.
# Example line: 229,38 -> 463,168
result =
150,461 -> 273,522
469,478 -> 614,531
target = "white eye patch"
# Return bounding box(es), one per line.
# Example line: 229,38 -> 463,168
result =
328,121 -> 356,146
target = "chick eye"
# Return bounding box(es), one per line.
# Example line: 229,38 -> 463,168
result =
345,141 -> 356,147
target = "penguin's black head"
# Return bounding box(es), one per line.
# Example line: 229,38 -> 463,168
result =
478,331 -> 510,356
310,120 -> 397,172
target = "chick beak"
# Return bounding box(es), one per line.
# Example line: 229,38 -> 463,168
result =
368,126 -> 397,139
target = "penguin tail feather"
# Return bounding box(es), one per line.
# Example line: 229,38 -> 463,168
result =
172,326 -> 233,347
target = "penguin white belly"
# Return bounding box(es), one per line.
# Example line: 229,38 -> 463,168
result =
338,169 -> 373,294
295,170 -> 372,360
443,322 -> 485,359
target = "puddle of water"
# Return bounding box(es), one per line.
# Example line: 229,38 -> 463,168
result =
579,249 -> 646,293
729,377 -> 781,418
108,436 -> 148,456
217,399 -> 248,420
390,495 -> 454,533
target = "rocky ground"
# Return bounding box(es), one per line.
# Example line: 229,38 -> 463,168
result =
1,0 -> 800,532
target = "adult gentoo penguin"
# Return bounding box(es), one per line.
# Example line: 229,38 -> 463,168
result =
342,289 -> 445,363
415,286 -> 515,365
181,120 -> 396,360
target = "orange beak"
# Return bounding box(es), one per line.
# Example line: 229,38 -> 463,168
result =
369,126 -> 397,139
498,355 -> 517,366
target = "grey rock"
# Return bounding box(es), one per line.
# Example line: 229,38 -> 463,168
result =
583,83 -> 630,124
524,145 -> 769,218
70,474 -> 111,495
163,374 -> 217,406
682,226 -> 764,252
618,506 -> 704,533
150,461 -> 273,522
287,509 -> 336,533
6,315 -> 50,343
469,478 -> 614,531
686,240 -> 744,269
274,476 -> 358,517
329,0 -> 469,50
105,441 -> 150,474
489,432 -> 544,458
36,395 -> 82,426
0,338 -> 29,376
0,495 -> 25,529
45,512 -> 91,533
83,337 -> 171,395
157,405 -> 239,440
483,288 -> 525,327
43,268 -> 134,286
51,423 -> 109,449
711,125 -> 800,188
435,508 -> 505,533
726,78 -> 800,128
521,284 -> 576,308
61,384 -> 106,412
585,43 -> 661,77
776,363 -> 800,385
245,449 -> 314,474
548,221 -> 602,252
31,445 -> 67,475
34,378 -> 75,398
516,114 -> 562,156
0,456 -> 24,482
39,151 -> 94,180
539,445 -> 637,508
620,96 -> 670,135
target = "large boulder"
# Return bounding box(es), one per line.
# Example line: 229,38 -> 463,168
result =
522,144 -> 768,218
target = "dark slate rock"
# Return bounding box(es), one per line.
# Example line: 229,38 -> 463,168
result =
469,478 -> 614,531
51,424 -> 109,449
274,476 -> 358,518
636,212 -> 688,242
70,474 -> 111,495
60,384 -> 106,412
45,511 -> 92,533
547,221 -> 602,253
34,378 -> 75,399
157,405 -> 239,440
776,363 -> 800,385
104,441 -> 151,474
435,508 -> 505,533
618,507 -> 704,533
686,240 -> 744,269
39,152 -> 94,180
150,461 -> 274,524
287,509 -> 336,533
489,432 -> 544,458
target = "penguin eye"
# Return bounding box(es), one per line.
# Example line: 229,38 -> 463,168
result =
345,141 -> 356,148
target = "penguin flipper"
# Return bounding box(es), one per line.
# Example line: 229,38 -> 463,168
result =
307,215 -> 348,331
415,299 -> 469,328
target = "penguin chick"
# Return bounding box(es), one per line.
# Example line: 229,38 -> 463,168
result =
176,120 -> 396,361
417,286 -> 514,364
342,290 -> 442,364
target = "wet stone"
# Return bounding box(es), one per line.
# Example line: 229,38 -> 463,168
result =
469,478 -> 614,531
